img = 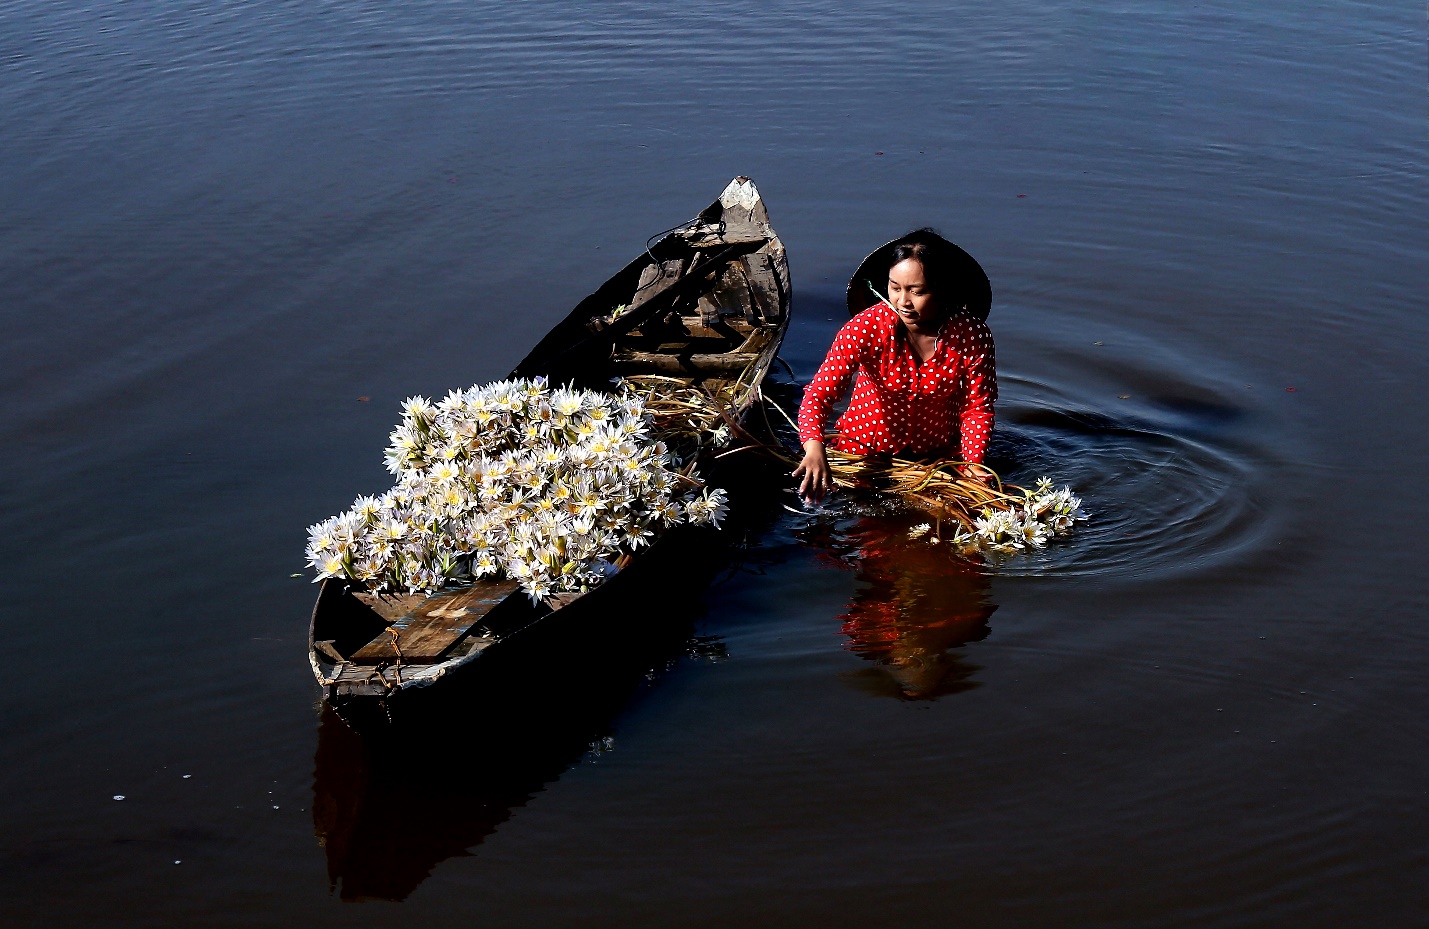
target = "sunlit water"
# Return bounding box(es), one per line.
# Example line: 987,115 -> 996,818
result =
2,1 -> 1426,926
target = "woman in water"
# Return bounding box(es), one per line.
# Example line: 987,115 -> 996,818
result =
793,228 -> 996,502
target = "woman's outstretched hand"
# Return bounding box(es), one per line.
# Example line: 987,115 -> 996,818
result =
957,462 -> 995,486
792,440 -> 833,504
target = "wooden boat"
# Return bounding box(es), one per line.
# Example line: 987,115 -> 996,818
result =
309,177 -> 790,707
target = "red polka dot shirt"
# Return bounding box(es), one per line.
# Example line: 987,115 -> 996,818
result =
796,303 -> 997,462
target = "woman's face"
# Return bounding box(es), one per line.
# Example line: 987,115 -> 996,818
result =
887,258 -> 941,331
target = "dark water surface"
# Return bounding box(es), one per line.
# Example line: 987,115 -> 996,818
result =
3,1 -> 1426,925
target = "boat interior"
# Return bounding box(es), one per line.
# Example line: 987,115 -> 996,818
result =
512,185 -> 789,392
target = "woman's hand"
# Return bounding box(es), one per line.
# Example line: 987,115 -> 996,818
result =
792,440 -> 833,503
957,462 -> 995,486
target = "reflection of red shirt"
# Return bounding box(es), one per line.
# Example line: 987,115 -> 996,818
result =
797,303 -> 996,462
809,517 -> 996,700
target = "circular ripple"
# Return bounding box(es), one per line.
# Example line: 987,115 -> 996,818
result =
978,376 -> 1276,580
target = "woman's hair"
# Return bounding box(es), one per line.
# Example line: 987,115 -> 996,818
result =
887,228 -> 965,310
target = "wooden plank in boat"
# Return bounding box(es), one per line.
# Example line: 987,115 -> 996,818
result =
739,253 -> 785,324
331,638 -> 496,684
349,580 -> 521,663
544,244 -> 740,372
351,590 -> 426,623
702,253 -> 782,326
611,349 -> 762,376
628,257 -> 689,311
681,219 -> 767,247
705,261 -> 750,321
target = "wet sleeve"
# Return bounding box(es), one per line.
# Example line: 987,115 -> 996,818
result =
797,318 -> 874,445
958,322 -> 997,463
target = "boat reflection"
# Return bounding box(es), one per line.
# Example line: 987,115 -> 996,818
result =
310,464 -> 785,901
801,513 -> 996,700
311,603 -> 708,901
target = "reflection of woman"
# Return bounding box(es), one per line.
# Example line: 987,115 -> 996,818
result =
804,516 -> 997,701
793,229 -> 996,502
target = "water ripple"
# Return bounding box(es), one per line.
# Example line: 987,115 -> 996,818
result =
983,374 -> 1275,581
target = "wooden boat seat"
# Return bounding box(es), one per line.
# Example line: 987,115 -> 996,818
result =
611,323 -> 779,376
347,580 -> 521,664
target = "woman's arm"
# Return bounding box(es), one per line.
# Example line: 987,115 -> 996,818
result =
793,316 -> 875,502
958,320 -> 997,464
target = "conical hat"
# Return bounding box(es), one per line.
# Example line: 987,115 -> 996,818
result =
845,232 -> 992,322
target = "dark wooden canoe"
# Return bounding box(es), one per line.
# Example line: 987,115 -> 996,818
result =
309,177 -> 790,705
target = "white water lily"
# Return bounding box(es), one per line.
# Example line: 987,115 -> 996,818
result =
429,460 -> 460,484
401,396 -> 436,426
622,524 -> 654,548
315,551 -> 348,580
684,487 -> 729,528
307,516 -> 342,551
306,376 -> 733,603
551,388 -> 584,417
939,479 -> 1085,556
351,495 -> 383,523
969,509 -> 1027,553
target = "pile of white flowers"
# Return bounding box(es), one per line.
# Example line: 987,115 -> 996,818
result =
305,377 -> 728,602
908,478 -> 1085,555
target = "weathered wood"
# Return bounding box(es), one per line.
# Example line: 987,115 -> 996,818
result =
704,261 -> 750,324
609,349 -> 765,375
349,580 -> 521,663
523,243 -> 743,378
331,637 -> 496,683
610,322 -> 777,376
680,220 -> 767,248
679,318 -> 749,341
734,326 -> 778,354
628,257 -> 689,311
314,640 -> 346,663
738,252 -> 785,324
701,250 -> 786,327
352,591 -> 425,623
681,189 -> 770,247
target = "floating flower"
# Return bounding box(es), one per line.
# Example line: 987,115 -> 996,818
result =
683,488 -> 729,528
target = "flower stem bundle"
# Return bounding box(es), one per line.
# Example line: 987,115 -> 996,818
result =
758,397 -> 1085,556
